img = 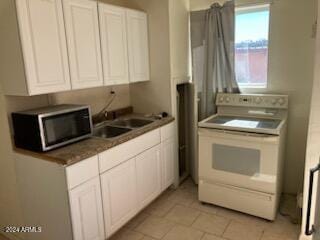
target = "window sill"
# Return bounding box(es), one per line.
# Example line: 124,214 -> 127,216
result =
238,84 -> 267,89
239,86 -> 268,94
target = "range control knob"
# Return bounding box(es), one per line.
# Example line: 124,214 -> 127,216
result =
225,97 -> 230,103
271,99 -> 277,105
278,98 -> 285,105
254,97 -> 262,104
219,96 -> 224,102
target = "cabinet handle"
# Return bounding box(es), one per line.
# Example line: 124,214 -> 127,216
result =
305,163 -> 320,235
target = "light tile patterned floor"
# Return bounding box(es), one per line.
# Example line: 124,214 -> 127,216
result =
0,178 -> 300,240
110,178 -> 301,240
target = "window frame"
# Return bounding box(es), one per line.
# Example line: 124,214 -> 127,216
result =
235,4 -> 271,90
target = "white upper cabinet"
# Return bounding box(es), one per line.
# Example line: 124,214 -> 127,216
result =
126,9 -> 150,83
2,1 -> 150,96
69,176 -> 105,240
63,0 -> 103,90
98,3 -> 129,86
15,0 -> 71,95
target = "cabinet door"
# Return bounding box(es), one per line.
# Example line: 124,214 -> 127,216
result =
15,0 -> 71,95
69,177 -> 105,240
126,9 -> 150,82
136,145 -> 161,208
63,0 -> 103,89
161,138 -> 175,191
100,158 -> 137,237
99,3 -> 129,86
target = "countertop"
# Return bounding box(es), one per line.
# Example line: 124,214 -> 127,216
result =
14,115 -> 174,166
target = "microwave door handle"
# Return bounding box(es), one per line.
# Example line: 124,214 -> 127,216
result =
305,163 -> 320,236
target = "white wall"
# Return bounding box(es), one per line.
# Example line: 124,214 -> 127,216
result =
49,85 -> 131,115
0,88 -> 22,240
265,0 -> 315,194
0,89 -> 50,240
190,0 -> 316,194
300,2 -> 320,238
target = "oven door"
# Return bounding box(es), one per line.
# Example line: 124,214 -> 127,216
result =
198,128 -> 280,194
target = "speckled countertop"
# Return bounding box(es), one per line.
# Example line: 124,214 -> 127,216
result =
14,115 -> 174,167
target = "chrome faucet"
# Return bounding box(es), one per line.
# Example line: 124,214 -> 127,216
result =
92,90 -> 116,125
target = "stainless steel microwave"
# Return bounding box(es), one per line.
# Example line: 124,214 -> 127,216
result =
12,104 -> 93,152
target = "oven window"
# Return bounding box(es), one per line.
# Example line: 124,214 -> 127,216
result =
42,109 -> 91,146
212,144 -> 260,176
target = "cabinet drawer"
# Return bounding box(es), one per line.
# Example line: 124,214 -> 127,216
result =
66,156 -> 99,189
99,129 -> 160,173
161,122 -> 175,142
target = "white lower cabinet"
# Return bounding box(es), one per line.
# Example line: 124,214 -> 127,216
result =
101,158 -> 137,237
99,123 -> 175,238
14,123 -> 175,240
161,137 -> 175,191
136,145 -> 161,209
69,176 -> 105,240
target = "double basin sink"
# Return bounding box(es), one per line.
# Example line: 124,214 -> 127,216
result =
93,118 -> 154,139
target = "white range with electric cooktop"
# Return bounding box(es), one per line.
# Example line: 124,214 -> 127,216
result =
198,93 -> 288,220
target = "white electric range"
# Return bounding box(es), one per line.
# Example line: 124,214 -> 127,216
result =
198,93 -> 288,220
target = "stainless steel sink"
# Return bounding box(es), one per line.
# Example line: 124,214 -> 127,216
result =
93,117 -> 155,139
93,125 -> 132,139
109,118 -> 154,129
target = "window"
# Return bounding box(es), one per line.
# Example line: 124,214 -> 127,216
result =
235,4 -> 270,88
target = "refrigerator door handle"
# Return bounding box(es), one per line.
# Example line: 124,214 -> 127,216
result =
305,163 -> 320,236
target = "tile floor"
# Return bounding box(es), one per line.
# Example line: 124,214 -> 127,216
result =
110,178 -> 301,240
0,178 -> 301,240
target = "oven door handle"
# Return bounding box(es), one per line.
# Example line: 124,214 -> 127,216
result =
305,163 -> 320,236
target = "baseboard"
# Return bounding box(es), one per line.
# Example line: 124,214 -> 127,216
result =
299,233 -> 311,240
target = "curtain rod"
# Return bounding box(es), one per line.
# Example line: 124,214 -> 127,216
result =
190,0 -> 274,12
234,0 -> 274,7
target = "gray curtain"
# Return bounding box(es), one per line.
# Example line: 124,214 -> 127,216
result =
191,1 -> 240,121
